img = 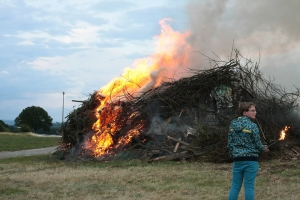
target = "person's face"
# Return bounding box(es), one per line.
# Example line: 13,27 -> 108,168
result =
243,105 -> 256,119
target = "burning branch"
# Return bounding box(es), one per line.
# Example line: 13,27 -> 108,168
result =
268,126 -> 289,147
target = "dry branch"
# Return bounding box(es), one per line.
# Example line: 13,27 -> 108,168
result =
167,136 -> 190,146
148,151 -> 190,162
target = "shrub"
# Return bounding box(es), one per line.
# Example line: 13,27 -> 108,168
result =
0,123 -> 9,132
19,124 -> 31,132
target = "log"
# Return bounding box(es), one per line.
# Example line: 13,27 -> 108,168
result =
291,146 -> 300,156
292,146 -> 300,153
148,151 -> 190,162
173,138 -> 181,152
167,136 -> 189,146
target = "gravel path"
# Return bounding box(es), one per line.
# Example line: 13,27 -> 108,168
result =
0,146 -> 59,159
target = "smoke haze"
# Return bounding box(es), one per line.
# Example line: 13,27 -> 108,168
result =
186,0 -> 300,90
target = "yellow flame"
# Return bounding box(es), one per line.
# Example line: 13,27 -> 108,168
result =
279,126 -> 289,140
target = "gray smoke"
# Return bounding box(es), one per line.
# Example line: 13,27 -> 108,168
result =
185,0 -> 300,90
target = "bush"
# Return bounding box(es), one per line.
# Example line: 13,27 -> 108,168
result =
0,123 -> 9,132
0,120 -> 10,132
19,124 -> 31,132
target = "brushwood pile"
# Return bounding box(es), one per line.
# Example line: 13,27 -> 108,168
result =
55,51 -> 300,162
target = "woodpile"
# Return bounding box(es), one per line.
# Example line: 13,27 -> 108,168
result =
55,50 -> 300,162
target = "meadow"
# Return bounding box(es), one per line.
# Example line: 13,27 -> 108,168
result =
0,133 -> 300,200
0,132 -> 60,151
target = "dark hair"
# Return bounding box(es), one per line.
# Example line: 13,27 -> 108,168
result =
238,102 -> 256,116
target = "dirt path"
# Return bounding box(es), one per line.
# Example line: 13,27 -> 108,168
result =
0,146 -> 59,159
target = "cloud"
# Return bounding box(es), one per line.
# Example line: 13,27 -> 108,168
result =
1,70 -> 9,75
0,0 -> 38,34
25,48 -> 139,92
12,21 -> 103,47
91,0 -> 136,13
99,4 -> 189,41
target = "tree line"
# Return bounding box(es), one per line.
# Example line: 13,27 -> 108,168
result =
0,106 -> 56,134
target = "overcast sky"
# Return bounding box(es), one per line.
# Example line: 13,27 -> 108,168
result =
1,0 -> 300,123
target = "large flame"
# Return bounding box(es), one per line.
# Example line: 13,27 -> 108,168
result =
279,126 -> 289,140
99,18 -> 191,100
84,18 -> 192,157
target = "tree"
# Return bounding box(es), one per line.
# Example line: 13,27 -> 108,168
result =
0,120 -> 10,132
15,106 -> 53,133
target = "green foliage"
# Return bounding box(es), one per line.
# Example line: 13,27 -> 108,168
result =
36,123 -> 62,135
19,124 -> 31,132
0,120 -> 10,132
0,124 -> 9,132
15,106 -> 53,133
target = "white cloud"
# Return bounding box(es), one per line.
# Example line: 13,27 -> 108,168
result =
23,0 -> 88,11
25,47 -> 142,95
57,22 -> 102,45
17,40 -> 35,45
1,70 -> 9,75
12,21 -> 102,47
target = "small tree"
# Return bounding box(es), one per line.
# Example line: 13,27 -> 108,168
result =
15,106 -> 53,133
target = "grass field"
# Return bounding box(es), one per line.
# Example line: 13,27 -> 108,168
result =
0,132 -> 61,151
0,132 -> 300,199
0,156 -> 300,200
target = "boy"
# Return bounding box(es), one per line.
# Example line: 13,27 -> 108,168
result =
227,102 -> 269,200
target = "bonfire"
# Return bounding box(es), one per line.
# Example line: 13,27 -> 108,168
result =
56,20 -> 300,162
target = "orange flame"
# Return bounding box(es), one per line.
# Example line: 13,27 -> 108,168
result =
99,18 -> 191,101
279,126 -> 289,140
84,18 -> 192,157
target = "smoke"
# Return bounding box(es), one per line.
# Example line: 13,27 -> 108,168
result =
146,114 -> 191,136
136,68 -> 165,95
185,0 -> 300,90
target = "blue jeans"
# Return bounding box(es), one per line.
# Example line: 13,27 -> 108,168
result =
228,161 -> 259,200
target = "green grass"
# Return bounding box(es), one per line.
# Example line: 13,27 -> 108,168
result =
0,133 -> 61,151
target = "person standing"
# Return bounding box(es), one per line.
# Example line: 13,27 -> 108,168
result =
227,102 -> 269,200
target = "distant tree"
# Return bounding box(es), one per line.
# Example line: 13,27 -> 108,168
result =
15,106 -> 53,133
0,120 -> 10,132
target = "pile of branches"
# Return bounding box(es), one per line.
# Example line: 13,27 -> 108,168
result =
57,50 -> 300,162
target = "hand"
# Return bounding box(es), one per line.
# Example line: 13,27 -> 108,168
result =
264,145 -> 269,152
